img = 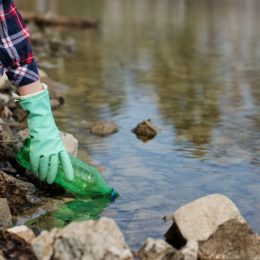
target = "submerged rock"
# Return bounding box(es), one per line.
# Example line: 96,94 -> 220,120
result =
32,217 -> 133,260
132,119 -> 160,141
199,219 -> 260,260
165,194 -> 245,248
90,120 -> 120,137
0,198 -> 12,228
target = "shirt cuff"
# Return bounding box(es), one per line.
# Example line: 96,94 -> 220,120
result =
5,60 -> 40,87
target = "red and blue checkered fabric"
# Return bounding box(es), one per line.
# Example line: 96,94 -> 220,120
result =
0,0 -> 39,87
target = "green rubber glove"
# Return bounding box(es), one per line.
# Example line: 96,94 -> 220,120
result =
17,84 -> 74,184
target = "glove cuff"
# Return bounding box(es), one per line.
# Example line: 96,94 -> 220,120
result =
12,83 -> 48,101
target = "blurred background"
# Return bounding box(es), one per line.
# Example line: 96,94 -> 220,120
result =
16,0 -> 260,249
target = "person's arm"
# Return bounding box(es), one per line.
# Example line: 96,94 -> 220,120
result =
0,0 -> 74,183
18,80 -> 43,96
0,0 -> 39,88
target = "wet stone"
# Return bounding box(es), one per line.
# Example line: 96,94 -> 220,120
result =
90,120 -> 120,137
132,119 -> 160,141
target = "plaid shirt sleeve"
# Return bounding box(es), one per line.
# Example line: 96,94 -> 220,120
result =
0,0 -> 39,87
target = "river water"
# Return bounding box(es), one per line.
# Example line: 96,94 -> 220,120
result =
16,0 -> 260,249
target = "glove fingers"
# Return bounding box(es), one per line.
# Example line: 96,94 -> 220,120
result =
60,151 -> 74,181
39,156 -> 49,181
30,153 -> 40,176
47,154 -> 58,184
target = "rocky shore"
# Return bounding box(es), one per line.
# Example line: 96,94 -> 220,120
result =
1,170 -> 260,260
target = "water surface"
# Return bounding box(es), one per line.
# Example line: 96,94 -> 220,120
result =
16,0 -> 260,249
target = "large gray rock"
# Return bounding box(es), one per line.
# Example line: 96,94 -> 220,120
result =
0,198 -> 12,228
32,217 -> 133,260
165,194 -> 245,246
199,219 -> 260,260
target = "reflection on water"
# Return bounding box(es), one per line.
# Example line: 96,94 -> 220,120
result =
25,198 -> 111,230
16,0 -> 260,249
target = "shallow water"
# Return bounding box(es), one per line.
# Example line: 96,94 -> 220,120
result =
16,0 -> 260,249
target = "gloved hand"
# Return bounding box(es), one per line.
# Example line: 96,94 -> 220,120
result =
16,84 -> 74,184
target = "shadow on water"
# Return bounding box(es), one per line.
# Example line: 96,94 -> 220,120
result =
16,0 -> 260,249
